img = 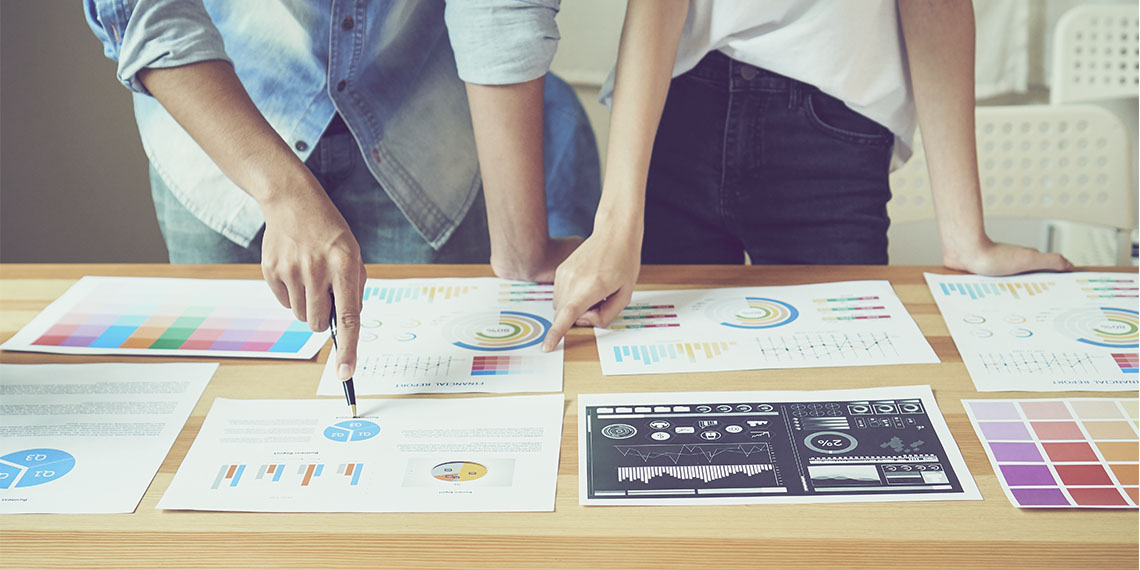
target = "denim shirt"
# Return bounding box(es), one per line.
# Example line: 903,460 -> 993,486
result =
84,0 -> 563,249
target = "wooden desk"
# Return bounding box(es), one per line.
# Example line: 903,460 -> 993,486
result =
1,264 -> 1136,569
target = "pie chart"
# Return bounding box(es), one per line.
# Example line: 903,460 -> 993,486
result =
323,420 -> 380,442
432,461 -> 487,482
0,448 -> 75,489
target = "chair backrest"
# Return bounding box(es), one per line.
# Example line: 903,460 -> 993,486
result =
888,104 -> 1133,232
1050,3 -> 1139,104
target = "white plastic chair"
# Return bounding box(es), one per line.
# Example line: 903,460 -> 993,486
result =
888,104 -> 1134,265
1050,3 -> 1139,105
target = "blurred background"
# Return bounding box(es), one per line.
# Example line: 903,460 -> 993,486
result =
1,0 -> 1136,265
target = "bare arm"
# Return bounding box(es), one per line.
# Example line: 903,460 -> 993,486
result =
465,78 -> 580,282
541,0 -> 689,351
898,0 -> 1072,275
138,61 -> 365,380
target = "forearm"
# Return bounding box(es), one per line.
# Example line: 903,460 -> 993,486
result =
465,78 -> 551,279
598,0 -> 688,230
898,0 -> 990,263
137,61 -> 320,210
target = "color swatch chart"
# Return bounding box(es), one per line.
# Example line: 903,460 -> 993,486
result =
0,276 -> 328,359
579,386 -> 980,506
926,272 -> 1139,392
964,398 -> 1138,508
595,281 -> 938,376
317,277 -> 562,395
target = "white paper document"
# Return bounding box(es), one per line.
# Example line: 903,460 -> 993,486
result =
158,394 -> 565,512
316,278 -> 563,395
0,363 -> 216,514
593,281 -> 938,375
926,272 -> 1138,392
578,386 -> 979,506
1,276 -> 328,359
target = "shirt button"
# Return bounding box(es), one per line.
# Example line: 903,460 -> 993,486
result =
341,16 -> 354,30
336,80 -> 346,92
740,66 -> 759,80
295,141 -> 308,152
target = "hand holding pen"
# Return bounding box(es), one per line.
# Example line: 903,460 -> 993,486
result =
330,304 -> 358,418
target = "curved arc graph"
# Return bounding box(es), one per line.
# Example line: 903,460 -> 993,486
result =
708,297 -> 800,329
450,311 -> 551,352
1056,307 -> 1138,349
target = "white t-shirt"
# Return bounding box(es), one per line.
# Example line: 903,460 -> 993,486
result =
602,0 -> 916,167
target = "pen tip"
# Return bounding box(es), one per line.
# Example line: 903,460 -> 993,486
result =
350,404 -> 357,418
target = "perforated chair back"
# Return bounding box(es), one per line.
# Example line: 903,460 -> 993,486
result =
1050,3 -> 1139,104
888,105 -> 1133,263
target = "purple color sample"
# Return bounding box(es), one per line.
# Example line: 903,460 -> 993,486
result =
1000,464 -> 1057,486
60,336 -> 98,347
989,442 -> 1043,462
970,401 -> 1020,420
1011,487 -> 1070,507
209,341 -> 246,351
979,421 -> 1032,441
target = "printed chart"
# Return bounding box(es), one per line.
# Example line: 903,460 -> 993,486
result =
595,282 -> 938,375
0,363 -> 215,514
1,276 -> 327,359
316,278 -> 562,395
158,395 -> 564,513
926,273 -> 1139,392
964,398 -> 1138,508
579,386 -> 979,505
0,449 -> 75,489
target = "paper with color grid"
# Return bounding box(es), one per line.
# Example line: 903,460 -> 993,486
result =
0,363 -> 216,514
963,398 -> 1138,508
593,281 -> 938,375
158,394 -> 565,512
316,278 -> 562,395
1,276 -> 328,359
578,385 -> 979,506
926,272 -> 1138,392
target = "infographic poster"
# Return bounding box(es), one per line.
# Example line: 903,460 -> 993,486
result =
316,278 -> 562,395
926,272 -> 1138,392
579,386 -> 979,505
594,281 -> 938,375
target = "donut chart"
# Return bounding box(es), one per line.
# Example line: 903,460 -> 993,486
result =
0,448 -> 75,489
450,311 -> 550,351
708,297 -> 799,329
1056,307 -> 1139,349
432,461 -> 487,482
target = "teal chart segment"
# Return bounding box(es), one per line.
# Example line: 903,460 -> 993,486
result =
0,448 -> 76,489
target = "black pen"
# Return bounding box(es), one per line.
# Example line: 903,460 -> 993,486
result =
329,303 -> 357,418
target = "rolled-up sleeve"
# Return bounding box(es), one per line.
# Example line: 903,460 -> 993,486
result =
445,0 -> 560,85
83,0 -> 230,95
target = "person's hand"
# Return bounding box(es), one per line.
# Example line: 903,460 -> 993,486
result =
260,182 -> 367,381
541,224 -> 642,351
943,237 -> 1074,276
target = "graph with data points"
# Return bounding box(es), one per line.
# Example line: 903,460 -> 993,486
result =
317,278 -> 562,395
926,273 -> 1139,392
1,277 -> 328,359
579,387 -> 979,505
595,282 -> 937,375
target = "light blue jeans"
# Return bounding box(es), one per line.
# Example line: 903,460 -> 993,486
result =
151,73 -> 600,263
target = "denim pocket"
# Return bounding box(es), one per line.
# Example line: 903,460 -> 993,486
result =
804,91 -> 894,145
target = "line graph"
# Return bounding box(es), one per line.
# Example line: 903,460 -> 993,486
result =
977,351 -> 1101,375
614,443 -> 773,464
752,331 -> 900,362
359,354 -> 460,378
618,464 -> 773,484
